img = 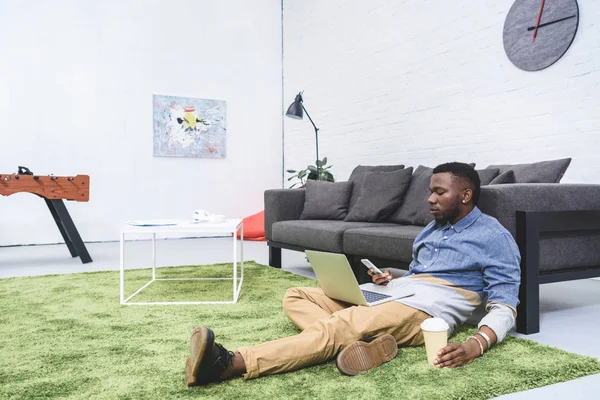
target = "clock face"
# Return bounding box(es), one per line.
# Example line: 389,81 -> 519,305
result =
503,0 -> 579,71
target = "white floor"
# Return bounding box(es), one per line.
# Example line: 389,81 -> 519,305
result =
1,238 -> 599,399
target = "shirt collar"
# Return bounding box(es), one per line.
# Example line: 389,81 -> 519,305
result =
438,206 -> 482,233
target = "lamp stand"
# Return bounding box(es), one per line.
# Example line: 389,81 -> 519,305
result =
301,103 -> 319,169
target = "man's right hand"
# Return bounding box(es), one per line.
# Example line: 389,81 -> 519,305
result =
368,268 -> 393,285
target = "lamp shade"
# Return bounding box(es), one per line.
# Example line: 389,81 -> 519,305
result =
285,93 -> 303,119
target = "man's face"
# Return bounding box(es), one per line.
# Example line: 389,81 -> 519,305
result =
428,172 -> 467,224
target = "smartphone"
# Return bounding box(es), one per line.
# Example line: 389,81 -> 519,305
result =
361,259 -> 383,274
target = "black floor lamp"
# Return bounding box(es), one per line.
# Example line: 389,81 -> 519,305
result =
285,91 -> 320,165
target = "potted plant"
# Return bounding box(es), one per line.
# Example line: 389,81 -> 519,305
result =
287,157 -> 335,188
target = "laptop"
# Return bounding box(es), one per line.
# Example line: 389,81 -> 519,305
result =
305,250 -> 415,307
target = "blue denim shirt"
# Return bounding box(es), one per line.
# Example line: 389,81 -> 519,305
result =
404,206 -> 521,310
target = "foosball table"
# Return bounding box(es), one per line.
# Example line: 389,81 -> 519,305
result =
1,166 -> 92,263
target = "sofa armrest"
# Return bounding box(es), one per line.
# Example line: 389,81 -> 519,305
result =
479,183 -> 600,238
264,189 -> 306,240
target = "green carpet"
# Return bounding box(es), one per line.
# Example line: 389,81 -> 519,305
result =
1,262 -> 599,400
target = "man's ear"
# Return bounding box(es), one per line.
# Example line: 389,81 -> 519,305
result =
462,188 -> 473,204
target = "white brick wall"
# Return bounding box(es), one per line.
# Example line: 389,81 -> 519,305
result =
283,0 -> 600,184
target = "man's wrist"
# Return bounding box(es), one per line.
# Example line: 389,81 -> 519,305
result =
476,331 -> 492,351
466,336 -> 484,357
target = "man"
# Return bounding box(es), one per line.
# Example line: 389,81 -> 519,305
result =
185,162 -> 521,386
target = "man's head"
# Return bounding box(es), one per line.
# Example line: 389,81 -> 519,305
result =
428,162 -> 480,224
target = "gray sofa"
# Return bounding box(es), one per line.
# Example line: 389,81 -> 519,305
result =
264,161 -> 600,334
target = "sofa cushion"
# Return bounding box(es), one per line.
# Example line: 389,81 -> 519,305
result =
345,167 -> 413,222
539,231 -> 600,272
272,220 -> 398,253
485,158 -> 571,183
343,225 -> 423,263
489,170 -> 516,185
478,168 -> 500,186
387,165 -> 434,227
348,165 -> 405,210
299,180 -> 354,220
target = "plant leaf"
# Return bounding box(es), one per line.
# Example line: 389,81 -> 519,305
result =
322,157 -> 328,166
307,165 -> 317,173
286,169 -> 297,173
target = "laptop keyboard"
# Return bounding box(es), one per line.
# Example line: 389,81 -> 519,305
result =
361,290 -> 392,304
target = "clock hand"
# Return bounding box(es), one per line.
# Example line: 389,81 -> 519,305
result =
532,0 -> 546,42
527,15 -> 576,31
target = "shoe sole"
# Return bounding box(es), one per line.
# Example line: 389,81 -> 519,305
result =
336,334 -> 398,376
185,327 -> 215,387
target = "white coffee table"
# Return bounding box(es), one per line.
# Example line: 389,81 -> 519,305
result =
119,219 -> 243,305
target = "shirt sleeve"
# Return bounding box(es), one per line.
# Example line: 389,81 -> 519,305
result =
482,232 -> 521,311
478,303 -> 515,343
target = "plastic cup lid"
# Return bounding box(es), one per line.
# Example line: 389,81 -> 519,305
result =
420,317 -> 449,332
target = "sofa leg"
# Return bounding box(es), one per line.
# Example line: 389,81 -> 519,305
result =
516,211 -> 541,335
516,274 -> 540,334
516,266 -> 540,334
269,246 -> 282,269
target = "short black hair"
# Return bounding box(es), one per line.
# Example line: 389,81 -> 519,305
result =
432,162 -> 481,205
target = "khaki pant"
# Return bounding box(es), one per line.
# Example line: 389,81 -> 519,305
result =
237,287 -> 430,379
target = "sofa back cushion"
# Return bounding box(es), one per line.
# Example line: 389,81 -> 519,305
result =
299,180 -> 354,220
345,167 -> 413,222
478,168 -> 500,186
387,165 -> 435,226
489,169 -> 516,185
485,158 -> 571,183
348,165 -> 405,210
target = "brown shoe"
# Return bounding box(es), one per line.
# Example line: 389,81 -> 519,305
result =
185,327 -> 234,387
336,334 -> 398,376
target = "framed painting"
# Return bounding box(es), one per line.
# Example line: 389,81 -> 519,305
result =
153,94 -> 226,158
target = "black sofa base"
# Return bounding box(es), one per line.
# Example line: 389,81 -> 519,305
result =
515,210 -> 600,334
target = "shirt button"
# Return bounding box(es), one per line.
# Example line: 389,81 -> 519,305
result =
424,265 -> 428,269
443,236 -> 448,239
435,248 -> 439,252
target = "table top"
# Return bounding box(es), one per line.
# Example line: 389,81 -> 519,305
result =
121,218 -> 242,233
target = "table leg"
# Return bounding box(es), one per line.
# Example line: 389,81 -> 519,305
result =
240,223 -> 244,288
120,232 -> 125,304
152,233 -> 156,280
233,226 -> 238,302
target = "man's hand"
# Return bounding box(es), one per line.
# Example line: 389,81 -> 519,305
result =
367,268 -> 393,285
433,339 -> 480,368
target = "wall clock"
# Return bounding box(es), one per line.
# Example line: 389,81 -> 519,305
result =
503,0 -> 579,71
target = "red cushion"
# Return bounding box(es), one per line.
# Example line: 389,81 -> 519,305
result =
236,210 -> 266,241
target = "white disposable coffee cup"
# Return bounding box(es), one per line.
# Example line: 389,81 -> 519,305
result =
420,318 -> 449,365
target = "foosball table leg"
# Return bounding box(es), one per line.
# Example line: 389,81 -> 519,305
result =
44,199 -> 93,264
